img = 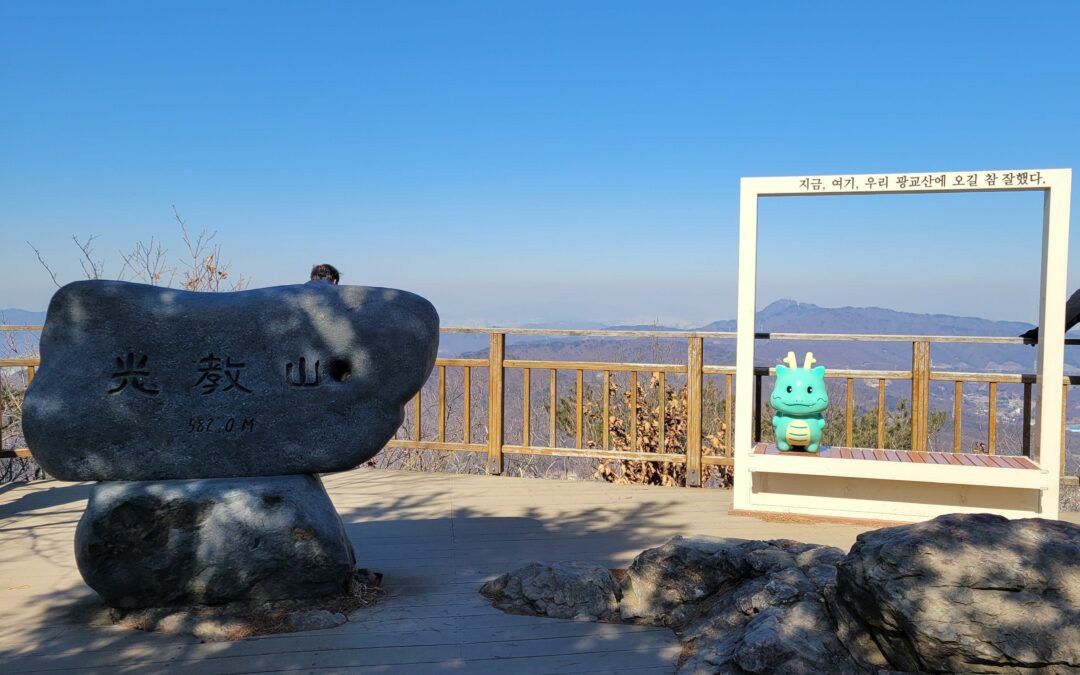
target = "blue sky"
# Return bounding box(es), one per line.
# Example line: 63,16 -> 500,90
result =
1,1 -> 1078,325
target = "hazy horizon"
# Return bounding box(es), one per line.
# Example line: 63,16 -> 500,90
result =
2,3 -> 1077,326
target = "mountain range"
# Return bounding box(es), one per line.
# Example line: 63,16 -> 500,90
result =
2,300 -> 1066,375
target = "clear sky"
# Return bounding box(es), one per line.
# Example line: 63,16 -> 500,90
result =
2,1 -> 1078,326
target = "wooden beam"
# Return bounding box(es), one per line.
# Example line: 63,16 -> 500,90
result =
486,333 -> 504,475
686,337 -> 703,487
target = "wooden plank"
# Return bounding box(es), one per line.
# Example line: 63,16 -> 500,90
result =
657,371 -> 666,455
1014,455 -> 1040,470
987,382 -> 997,455
504,359 -> 685,373
845,378 -> 854,448
753,373 -> 762,443
1022,381 -> 1032,458
725,373 -> 733,455
575,369 -> 583,450
413,392 -> 421,442
931,371 -> 1031,384
486,333 -> 504,475
463,366 -> 471,445
436,358 -> 489,367
503,445 -> 686,463
998,455 -> 1027,470
603,370 -> 610,451
549,369 -> 557,448
910,341 -> 931,452
386,440 -> 486,453
1062,384 -> 1069,477
877,378 -> 886,449
441,326 -> 1042,345
686,337 -> 703,487
522,368 -> 530,447
700,455 -> 736,466
966,453 -> 989,467
756,367 -> 911,380
438,365 -> 446,442
954,381 -> 963,453
629,371 -> 638,452
702,365 -> 737,375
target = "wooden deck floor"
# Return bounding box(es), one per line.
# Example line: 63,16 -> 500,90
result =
755,443 -> 1041,469
2,469 -> 1073,674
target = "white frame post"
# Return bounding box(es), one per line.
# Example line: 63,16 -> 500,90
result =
733,169 -> 1072,519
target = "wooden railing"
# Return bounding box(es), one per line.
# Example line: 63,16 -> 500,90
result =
2,325 -> 1078,485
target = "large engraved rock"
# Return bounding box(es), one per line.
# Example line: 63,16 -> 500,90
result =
76,474 -> 356,608
24,280 -> 438,480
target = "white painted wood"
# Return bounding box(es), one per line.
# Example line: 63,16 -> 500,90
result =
733,178 -> 759,512
747,453 -> 1047,490
732,167 -> 1071,521
1034,169 -> 1072,517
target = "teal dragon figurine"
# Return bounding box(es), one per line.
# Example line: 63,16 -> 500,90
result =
771,351 -> 829,452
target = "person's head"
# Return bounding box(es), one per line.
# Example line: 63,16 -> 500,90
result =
309,264 -> 340,285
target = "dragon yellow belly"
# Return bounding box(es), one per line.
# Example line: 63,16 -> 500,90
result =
785,419 -> 812,446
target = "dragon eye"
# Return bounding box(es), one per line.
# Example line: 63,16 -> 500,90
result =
807,386 -> 813,394
786,386 -> 792,393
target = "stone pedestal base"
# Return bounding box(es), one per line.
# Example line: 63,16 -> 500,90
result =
75,474 -> 356,608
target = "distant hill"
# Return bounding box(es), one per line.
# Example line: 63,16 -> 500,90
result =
0,300 -> 1060,374
447,299 -> 1058,374
0,309 -> 46,325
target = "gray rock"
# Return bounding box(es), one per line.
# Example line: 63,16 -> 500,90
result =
24,280 -> 438,480
619,536 -> 751,626
287,609 -> 348,632
480,562 -> 621,621
837,513 -> 1080,673
76,474 -> 356,608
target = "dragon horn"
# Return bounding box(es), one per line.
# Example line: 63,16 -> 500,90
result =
782,351 -> 798,369
803,352 -> 816,369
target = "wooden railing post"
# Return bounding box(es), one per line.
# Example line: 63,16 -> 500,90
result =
686,337 -> 703,487
911,340 -> 931,451
487,332 -> 505,475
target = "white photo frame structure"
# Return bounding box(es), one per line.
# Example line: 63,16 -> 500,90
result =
733,169 -> 1072,520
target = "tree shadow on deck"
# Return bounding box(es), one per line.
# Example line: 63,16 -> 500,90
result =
0,480 -> 92,521
2,474 -> 687,674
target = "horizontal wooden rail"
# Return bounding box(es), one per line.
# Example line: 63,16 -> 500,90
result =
4,326 -> 1079,489
504,359 -> 686,373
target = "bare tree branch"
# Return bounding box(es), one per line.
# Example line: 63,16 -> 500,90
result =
26,241 -> 61,288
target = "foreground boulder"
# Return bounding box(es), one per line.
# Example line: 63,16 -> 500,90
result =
482,514 -> 1080,674
481,562 -> 621,621
24,280 -> 439,481
837,513 -> 1080,673
619,535 -> 754,626
76,474 -> 356,608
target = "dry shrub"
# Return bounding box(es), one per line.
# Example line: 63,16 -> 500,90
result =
593,373 -> 732,487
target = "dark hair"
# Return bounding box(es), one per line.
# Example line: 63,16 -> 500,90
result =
310,264 -> 340,284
